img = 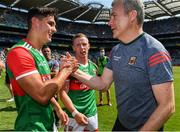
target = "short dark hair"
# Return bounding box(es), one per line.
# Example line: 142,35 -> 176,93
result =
42,45 -> 50,51
27,7 -> 58,29
99,47 -> 105,51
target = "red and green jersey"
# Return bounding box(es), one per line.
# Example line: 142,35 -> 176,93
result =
6,39 -> 54,131
66,60 -> 97,118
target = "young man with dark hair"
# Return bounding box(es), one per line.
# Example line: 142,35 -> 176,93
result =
6,7 -> 77,131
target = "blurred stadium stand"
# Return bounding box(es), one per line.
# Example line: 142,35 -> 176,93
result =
0,0 -> 179,65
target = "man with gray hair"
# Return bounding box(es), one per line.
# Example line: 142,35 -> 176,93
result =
72,0 -> 175,131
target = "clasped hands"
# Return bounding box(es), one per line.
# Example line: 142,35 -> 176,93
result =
60,52 -> 78,73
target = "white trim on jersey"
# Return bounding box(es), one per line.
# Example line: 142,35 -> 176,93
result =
16,70 -> 38,80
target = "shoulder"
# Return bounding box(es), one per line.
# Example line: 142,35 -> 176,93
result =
7,47 -> 32,61
89,60 -> 98,70
105,56 -> 109,60
50,59 -> 60,66
108,44 -> 121,59
7,47 -> 37,77
111,44 -> 121,52
142,33 -> 165,50
141,33 -> 168,57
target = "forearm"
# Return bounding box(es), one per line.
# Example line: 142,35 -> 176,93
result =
55,67 -> 72,89
60,90 -> 76,113
43,67 -> 72,100
72,69 -> 108,91
32,68 -> 72,105
60,90 -> 88,125
51,97 -> 62,112
140,103 -> 175,131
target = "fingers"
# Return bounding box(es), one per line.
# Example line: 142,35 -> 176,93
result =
61,112 -> 69,126
66,52 -> 71,59
81,116 -> 88,125
74,113 -> 88,125
60,54 -> 78,72
59,111 -> 69,127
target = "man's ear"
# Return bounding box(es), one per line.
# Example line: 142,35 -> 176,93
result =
31,17 -> 39,28
72,44 -> 75,52
87,43 -> 90,50
129,10 -> 137,23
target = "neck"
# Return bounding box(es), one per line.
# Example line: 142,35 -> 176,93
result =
26,31 -> 43,50
119,26 -> 143,44
76,56 -> 88,65
46,57 -> 51,61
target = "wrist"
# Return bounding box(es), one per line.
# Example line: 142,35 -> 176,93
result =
72,109 -> 79,117
60,67 -> 72,77
54,106 -> 62,112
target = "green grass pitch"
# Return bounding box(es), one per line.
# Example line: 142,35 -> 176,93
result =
0,66 -> 180,131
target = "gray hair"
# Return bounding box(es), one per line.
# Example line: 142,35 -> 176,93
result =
112,0 -> 144,26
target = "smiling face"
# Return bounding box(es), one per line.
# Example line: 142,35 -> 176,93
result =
72,36 -> 90,60
35,15 -> 57,44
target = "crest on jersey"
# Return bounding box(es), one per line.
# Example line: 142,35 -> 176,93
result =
128,56 -> 137,65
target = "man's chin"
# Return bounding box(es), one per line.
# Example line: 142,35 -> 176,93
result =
112,34 -> 117,39
47,39 -> 52,43
80,54 -> 87,58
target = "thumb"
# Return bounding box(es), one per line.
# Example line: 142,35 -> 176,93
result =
66,52 -> 71,59
83,116 -> 88,124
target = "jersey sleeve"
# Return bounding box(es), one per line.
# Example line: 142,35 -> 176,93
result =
147,49 -> 173,85
7,47 -> 38,80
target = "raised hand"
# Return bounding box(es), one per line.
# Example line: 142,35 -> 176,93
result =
60,52 -> 78,73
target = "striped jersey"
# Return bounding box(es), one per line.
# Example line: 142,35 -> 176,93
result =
6,39 -> 54,131
66,60 -> 97,118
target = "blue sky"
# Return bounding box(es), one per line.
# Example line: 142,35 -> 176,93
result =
80,0 -> 113,8
80,0 -> 149,8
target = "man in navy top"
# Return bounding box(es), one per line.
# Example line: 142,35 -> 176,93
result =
72,0 -> 175,131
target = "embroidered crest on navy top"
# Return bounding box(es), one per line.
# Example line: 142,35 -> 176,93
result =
128,56 -> 137,65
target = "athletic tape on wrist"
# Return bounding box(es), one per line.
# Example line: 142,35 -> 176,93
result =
72,109 -> 79,117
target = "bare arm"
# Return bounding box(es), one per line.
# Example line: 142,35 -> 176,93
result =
72,67 -> 113,91
51,97 -> 69,126
59,82 -> 88,125
17,67 -> 73,105
140,81 -> 175,131
8,49 -> 77,105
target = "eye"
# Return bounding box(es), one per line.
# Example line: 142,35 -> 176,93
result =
48,21 -> 55,27
83,43 -> 88,47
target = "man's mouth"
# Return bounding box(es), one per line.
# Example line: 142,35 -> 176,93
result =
49,33 -> 53,38
80,51 -> 86,55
